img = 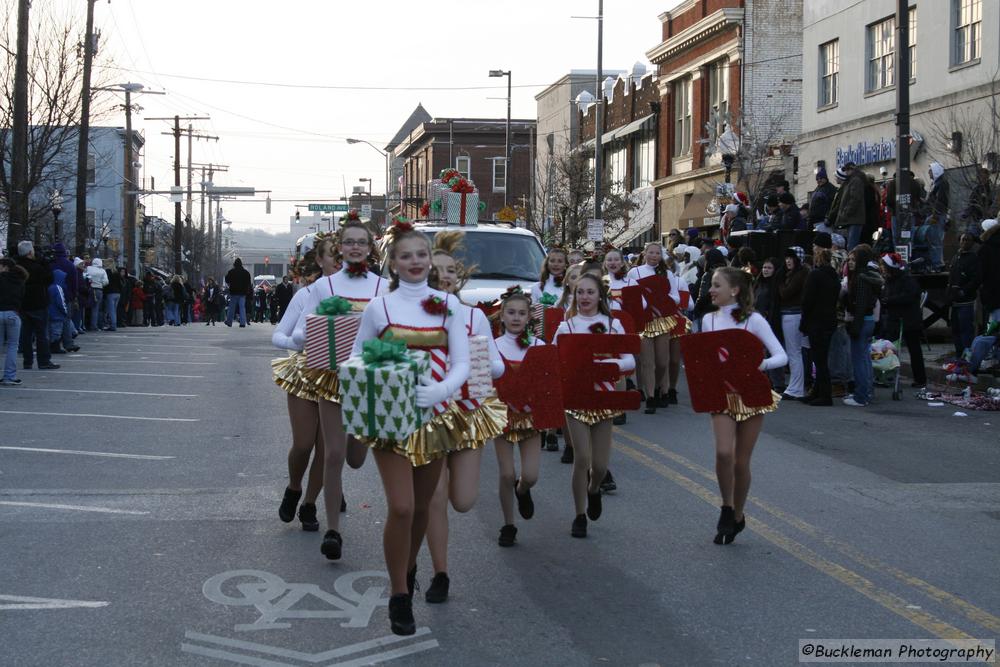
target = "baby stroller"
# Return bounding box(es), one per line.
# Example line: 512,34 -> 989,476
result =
871,333 -> 904,400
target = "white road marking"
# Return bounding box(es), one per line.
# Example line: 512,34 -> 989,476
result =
3,388 -> 197,397
179,644 -> 293,667
54,359 -> 217,365
68,351 -> 217,357
0,594 -> 109,610
41,371 -> 204,378
334,641 -> 440,667
0,411 -> 198,422
0,446 -> 175,460
79,342 -> 219,349
0,501 -> 149,515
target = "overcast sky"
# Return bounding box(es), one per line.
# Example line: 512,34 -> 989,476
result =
57,0 -> 678,231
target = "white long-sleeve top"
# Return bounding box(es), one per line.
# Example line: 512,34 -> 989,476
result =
607,274 -> 628,312
351,279 -> 470,397
494,330 -> 545,363
624,264 -> 682,304
700,303 -> 788,370
531,275 -> 562,304
457,302 -> 504,379
271,285 -> 315,350
290,268 -> 388,347
552,313 -> 636,374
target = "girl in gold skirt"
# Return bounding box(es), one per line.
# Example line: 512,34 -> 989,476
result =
701,267 -> 787,545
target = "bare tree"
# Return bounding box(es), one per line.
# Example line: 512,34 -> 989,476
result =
548,149 -> 637,247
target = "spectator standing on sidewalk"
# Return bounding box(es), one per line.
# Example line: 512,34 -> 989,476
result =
753,257 -> 785,392
142,273 -> 156,326
49,243 -> 78,327
880,254 -> 927,389
276,275 -> 294,321
808,167 -> 838,230
130,280 -> 145,326
948,233 -> 982,357
0,257 -> 27,385
842,245 -> 883,407
15,241 -> 59,370
85,258 -> 108,331
979,219 -> 1000,324
225,258 -> 251,327
778,247 -> 809,400
166,275 -> 185,326
103,260 -> 121,331
828,163 -> 869,250
72,258 -> 88,333
47,269 -> 76,353
799,249 -> 841,406
203,278 -> 222,326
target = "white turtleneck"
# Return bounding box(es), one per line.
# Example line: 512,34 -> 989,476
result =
701,303 -> 788,370
607,273 -> 628,311
494,330 -> 544,363
553,312 -> 636,373
290,268 -> 387,346
272,286 -> 313,351
351,279 -> 470,397
456,302 -> 505,379
625,264 -> 682,304
531,275 -> 563,304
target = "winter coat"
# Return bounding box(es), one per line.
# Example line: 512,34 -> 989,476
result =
225,263 -> 252,296
948,250 -> 981,305
779,206 -> 806,232
85,260 -> 109,290
130,286 -> 146,310
778,265 -> 809,310
753,275 -> 782,338
808,181 -> 838,226
0,266 -> 27,311
48,243 -> 78,300
979,224 -> 1000,311
15,255 -> 53,311
882,270 -> 923,334
828,170 -> 868,228
800,265 -> 841,334
926,164 -> 950,220
106,270 -> 122,294
845,265 -> 885,336
169,282 -> 186,304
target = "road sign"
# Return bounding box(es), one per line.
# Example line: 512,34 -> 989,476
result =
587,219 -> 605,241
308,204 -> 348,212
360,204 -> 372,218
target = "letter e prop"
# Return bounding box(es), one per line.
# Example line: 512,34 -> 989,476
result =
679,330 -> 773,413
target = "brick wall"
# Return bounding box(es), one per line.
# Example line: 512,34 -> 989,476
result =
742,0 -> 802,142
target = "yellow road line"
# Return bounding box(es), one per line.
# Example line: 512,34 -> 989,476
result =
616,442 -> 974,640
614,428 -> 1000,636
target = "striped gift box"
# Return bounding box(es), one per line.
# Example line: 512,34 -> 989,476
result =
445,191 -> 479,226
452,335 -> 493,400
304,313 -> 361,370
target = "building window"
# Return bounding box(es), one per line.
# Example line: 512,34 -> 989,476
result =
492,158 -> 506,192
953,0 -> 982,66
632,122 -> 655,189
605,140 -> 627,192
867,16 -> 895,92
708,59 -> 729,137
909,7 -> 917,79
673,77 -> 691,157
86,153 -> 96,184
86,209 -> 96,239
455,155 -> 471,179
819,39 -> 839,107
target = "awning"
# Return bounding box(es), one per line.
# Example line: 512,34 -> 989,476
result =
610,187 -> 656,246
675,193 -> 719,229
613,114 -> 653,140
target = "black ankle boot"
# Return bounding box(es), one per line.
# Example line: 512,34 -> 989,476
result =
666,388 -> 678,405
320,529 -> 342,560
560,445 -> 574,464
571,514 -> 587,538
297,503 -> 319,531
278,487 -> 302,523
714,506 -> 736,545
388,594 -> 415,636
406,565 -> 418,598
425,572 -> 449,604
644,397 -> 657,414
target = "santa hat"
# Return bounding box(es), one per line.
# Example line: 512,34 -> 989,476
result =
735,192 -> 750,207
982,219 -> 998,233
881,252 -> 905,269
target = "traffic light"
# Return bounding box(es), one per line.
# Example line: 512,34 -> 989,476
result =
295,210 -> 300,223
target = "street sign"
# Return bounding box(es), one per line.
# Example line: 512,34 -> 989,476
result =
308,204 -> 348,212
587,219 -> 605,241
360,204 -> 372,218
208,186 -> 255,196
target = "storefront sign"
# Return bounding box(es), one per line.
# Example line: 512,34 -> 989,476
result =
836,138 -> 895,168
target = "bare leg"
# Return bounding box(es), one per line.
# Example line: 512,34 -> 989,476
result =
494,437 -> 517,525
426,468 -> 450,575
517,434 -> 542,492
372,450 -> 416,596
407,459 -> 446,573
733,416 -> 764,520
588,420 -> 612,493
286,395 -> 319,492
654,334 -> 671,394
640,337 -> 656,397
317,399 -> 347,531
448,447 -> 483,513
667,338 -> 682,391
566,415 -> 592,515
712,414 -> 738,507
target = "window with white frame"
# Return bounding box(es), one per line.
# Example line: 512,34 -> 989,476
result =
673,78 -> 691,157
867,16 -> 895,92
708,59 -> 729,137
606,140 -> 627,192
633,122 -> 655,189
820,39 -> 840,107
909,7 -> 917,79
455,155 -> 470,179
492,158 -> 506,191
953,0 -> 982,65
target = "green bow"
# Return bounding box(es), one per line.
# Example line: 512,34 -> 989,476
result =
361,333 -> 408,364
316,296 -> 353,316
431,200 -> 443,212
539,293 -> 557,306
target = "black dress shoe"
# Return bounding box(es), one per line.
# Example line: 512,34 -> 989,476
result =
612,413 -> 626,425
388,594 -> 416,636
644,397 -> 657,414
586,489 -> 602,521
654,388 -> 666,407
600,470 -> 617,494
37,363 -> 60,370
297,503 -> 319,531
545,431 -> 559,451
666,388 -> 678,405
807,396 -> 833,406
780,393 -> 799,402
714,505 -> 736,545
560,445 -> 574,464
320,530 -> 342,560
424,572 -> 449,604
571,514 -> 587,538
498,524 -> 517,547
406,565 -> 418,598
514,479 -> 534,520
278,487 -> 302,523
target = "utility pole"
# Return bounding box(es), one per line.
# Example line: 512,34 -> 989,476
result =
186,124 -> 194,221
594,0 -> 604,223
74,0 -> 98,257
894,0 -> 912,252
7,0 -> 30,255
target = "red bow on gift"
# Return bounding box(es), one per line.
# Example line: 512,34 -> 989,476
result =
440,168 -> 460,183
420,202 -> 430,217
449,178 -> 475,194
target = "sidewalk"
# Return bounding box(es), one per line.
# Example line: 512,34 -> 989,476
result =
898,341 -> 999,390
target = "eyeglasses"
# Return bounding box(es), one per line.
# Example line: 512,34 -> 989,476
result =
340,239 -> 369,247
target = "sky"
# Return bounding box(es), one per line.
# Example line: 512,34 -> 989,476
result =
53,0 -> 678,231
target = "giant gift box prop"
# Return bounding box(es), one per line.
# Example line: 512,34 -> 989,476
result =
679,329 -> 773,413
531,302 -> 564,344
445,191 -> 479,226
453,335 -> 493,400
339,336 -> 431,441
304,297 -> 362,370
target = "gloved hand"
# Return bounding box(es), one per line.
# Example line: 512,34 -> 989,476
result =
291,328 -> 305,347
415,379 -> 451,408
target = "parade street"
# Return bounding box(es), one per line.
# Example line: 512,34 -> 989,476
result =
1,324 -> 998,667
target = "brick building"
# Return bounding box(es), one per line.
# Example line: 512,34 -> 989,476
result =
577,65 -> 661,247
645,0 -> 802,233
394,118 -> 535,221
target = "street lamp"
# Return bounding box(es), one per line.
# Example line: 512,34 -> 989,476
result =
50,189 -> 63,241
489,69 -> 512,207
718,124 -> 741,184
346,138 -> 389,224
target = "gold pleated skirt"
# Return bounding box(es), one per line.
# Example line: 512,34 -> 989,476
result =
271,352 -> 319,403
640,314 -> 691,339
502,410 -> 537,443
363,410 -> 463,468
712,391 -> 781,422
299,366 -> 341,404
449,395 -> 508,452
566,408 -> 623,426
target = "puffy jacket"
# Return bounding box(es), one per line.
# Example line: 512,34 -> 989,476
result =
48,243 -> 78,299
828,170 -> 868,228
85,260 -> 109,289
225,263 -> 252,296
0,266 -> 27,311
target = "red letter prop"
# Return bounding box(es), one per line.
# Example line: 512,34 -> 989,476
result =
557,334 -> 642,411
542,307 -> 564,344
620,285 -> 648,331
612,310 -> 636,334
494,345 -> 565,430
637,274 -> 678,319
679,330 -> 773,413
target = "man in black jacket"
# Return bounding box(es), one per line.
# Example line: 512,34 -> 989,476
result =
881,254 -> 927,387
979,219 -> 1000,325
224,258 -> 252,327
949,233 -> 981,357
799,249 -> 841,405
808,167 -> 838,229
14,241 -> 59,370
275,275 -> 294,322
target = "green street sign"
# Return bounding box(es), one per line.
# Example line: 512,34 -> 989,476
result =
308,203 -> 348,212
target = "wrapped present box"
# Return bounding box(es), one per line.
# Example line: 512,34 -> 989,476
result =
304,312 -> 361,370
339,345 -> 431,441
531,305 -> 563,343
453,335 -> 493,400
426,180 -> 449,219
445,191 -> 479,226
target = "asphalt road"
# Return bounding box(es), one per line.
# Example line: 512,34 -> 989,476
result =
1,323 -> 997,667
